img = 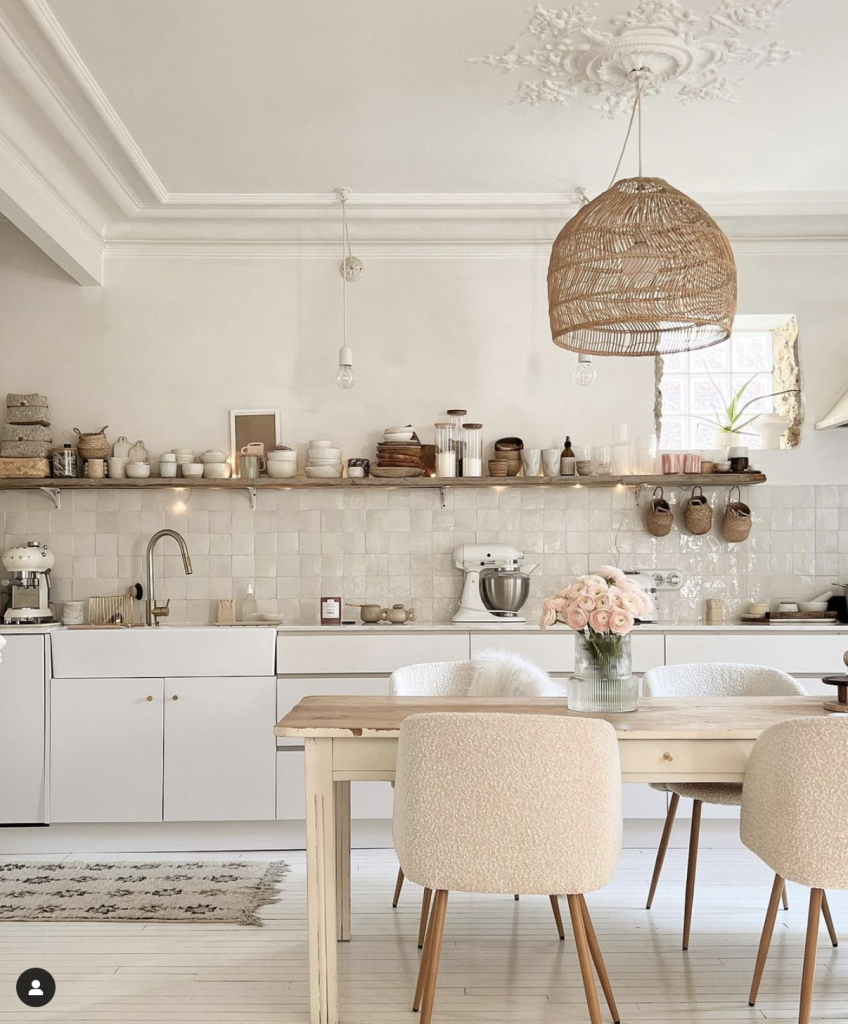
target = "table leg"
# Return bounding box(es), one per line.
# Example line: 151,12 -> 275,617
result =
305,738 -> 338,1024
335,780 -> 351,941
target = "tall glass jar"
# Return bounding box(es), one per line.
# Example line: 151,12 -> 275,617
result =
462,424 -> 483,477
447,409 -> 467,475
434,422 -> 456,477
567,632 -> 638,712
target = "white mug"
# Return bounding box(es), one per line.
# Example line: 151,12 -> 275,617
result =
241,442 -> 266,459
542,448 -> 560,476
521,449 -> 541,477
107,456 -> 128,479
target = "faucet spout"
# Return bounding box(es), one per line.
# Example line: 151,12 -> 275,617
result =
145,529 -> 193,626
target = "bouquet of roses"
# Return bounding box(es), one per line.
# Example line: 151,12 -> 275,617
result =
539,564 -> 653,635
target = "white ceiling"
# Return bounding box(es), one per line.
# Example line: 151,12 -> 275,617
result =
44,0 -> 847,197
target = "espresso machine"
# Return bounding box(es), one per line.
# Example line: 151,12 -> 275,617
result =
2,541 -> 55,624
452,543 -> 536,623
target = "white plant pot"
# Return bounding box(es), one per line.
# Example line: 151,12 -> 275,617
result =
714,430 -> 742,458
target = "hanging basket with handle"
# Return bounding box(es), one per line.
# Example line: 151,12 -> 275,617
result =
722,485 -> 752,543
74,426 -> 110,459
683,485 -> 713,535
646,486 -> 674,537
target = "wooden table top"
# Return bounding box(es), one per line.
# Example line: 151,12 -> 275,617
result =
275,695 -> 832,740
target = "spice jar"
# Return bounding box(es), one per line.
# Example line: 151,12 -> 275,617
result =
462,424 -> 483,477
435,423 -> 456,477
52,444 -> 78,478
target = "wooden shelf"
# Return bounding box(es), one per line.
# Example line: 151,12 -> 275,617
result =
0,472 -> 766,490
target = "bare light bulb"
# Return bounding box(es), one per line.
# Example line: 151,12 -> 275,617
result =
336,345 -> 355,389
574,354 -> 596,387
620,239 -> 663,287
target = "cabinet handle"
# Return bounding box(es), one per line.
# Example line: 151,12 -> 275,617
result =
662,752 -> 674,762
146,695 -> 154,702
171,695 -> 179,701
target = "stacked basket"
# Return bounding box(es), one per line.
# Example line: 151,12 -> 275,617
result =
0,393 -> 52,478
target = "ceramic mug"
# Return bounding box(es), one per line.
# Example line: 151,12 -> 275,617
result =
542,448 -> 560,476
520,448 -> 541,477
107,456 -> 128,479
239,454 -> 266,479
87,458 -> 105,479
241,442 -> 266,459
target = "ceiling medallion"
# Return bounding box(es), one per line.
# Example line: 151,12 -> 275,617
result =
468,1 -> 797,117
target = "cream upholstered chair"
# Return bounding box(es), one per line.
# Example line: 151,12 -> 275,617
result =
395,712 -> 623,1024
742,717 -> 847,1024
389,662 -> 475,913
642,663 -> 807,949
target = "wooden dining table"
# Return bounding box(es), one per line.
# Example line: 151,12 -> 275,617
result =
274,694 -> 831,1024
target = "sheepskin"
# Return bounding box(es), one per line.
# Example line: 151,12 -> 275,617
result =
468,648 -> 564,699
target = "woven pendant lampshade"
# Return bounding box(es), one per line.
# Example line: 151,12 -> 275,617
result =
548,176 -> 737,357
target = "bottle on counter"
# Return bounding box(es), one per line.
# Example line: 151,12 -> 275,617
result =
560,436 -> 576,476
241,582 -> 257,622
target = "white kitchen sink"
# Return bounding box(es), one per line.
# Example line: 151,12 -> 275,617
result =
51,626 -> 276,678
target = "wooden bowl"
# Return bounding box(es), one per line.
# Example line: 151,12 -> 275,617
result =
488,460 -> 509,477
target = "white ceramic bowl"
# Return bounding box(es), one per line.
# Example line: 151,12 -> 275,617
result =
385,425 -> 413,434
181,463 -> 204,478
199,450 -> 227,464
304,465 -> 343,479
267,449 -> 297,461
267,462 -> 297,479
309,440 -> 334,449
799,601 -> 829,613
307,447 -> 341,461
203,463 -> 232,479
126,462 -> 151,479
384,430 -> 414,441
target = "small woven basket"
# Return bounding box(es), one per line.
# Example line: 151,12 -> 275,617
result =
646,486 -> 674,537
74,426 -> 110,459
722,485 -> 752,543
683,485 -> 713,535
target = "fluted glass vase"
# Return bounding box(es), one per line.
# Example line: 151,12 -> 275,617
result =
567,631 -> 638,713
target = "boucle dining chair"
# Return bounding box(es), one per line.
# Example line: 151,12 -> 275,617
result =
642,662 -> 808,950
741,717 -> 847,1024
394,712 -> 623,1024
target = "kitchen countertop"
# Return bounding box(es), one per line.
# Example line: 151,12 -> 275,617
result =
275,622 -> 848,634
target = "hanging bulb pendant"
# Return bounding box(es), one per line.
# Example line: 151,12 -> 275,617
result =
574,353 -> 596,387
337,345 -> 355,390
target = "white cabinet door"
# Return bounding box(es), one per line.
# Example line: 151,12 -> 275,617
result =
0,634 -> 46,824
276,677 -> 394,820
277,632 -> 469,675
51,678 -> 164,823
469,632 -> 574,673
164,677 -> 276,822
664,633 -> 848,675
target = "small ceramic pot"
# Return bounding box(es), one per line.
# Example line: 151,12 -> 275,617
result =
382,604 -> 416,625
107,456 -> 128,479
359,604 -> 385,623
87,458 -> 105,479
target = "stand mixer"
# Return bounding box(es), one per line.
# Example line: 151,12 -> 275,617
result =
452,544 -> 536,623
2,541 -> 55,624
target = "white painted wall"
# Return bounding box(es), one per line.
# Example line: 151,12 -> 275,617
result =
1,222 -> 847,484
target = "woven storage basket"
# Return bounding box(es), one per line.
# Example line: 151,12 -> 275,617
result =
7,392 -> 48,409
2,424 -> 52,443
5,405 -> 50,426
74,426 -> 110,459
0,440 -> 51,459
722,486 -> 752,543
646,487 -> 674,537
683,486 -> 713,535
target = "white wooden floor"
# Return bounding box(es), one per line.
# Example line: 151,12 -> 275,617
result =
0,847 -> 846,1022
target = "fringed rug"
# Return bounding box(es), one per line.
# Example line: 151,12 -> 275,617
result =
0,860 -> 287,925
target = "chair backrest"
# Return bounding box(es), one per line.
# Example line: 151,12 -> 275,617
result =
642,662 -> 806,698
741,716 -> 848,890
393,712 -> 621,896
390,661 -> 474,697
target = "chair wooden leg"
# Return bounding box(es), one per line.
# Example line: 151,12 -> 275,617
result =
579,894 -> 620,1024
646,791 -> 680,909
549,895 -> 565,940
392,867 -> 404,908
567,894 -> 603,1024
418,890 -> 449,1024
682,800 -> 702,951
821,890 -> 838,947
782,881 -> 789,911
749,873 -> 784,1006
800,889 -> 823,1024
418,888 -> 432,948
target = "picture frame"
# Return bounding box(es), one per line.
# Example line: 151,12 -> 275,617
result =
229,409 -> 281,463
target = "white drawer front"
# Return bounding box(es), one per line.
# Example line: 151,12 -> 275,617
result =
665,633 -> 848,675
277,633 -> 469,675
469,632 -> 574,673
631,634 -> 665,673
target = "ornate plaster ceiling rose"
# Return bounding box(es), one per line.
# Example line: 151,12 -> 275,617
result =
469,0 -> 796,116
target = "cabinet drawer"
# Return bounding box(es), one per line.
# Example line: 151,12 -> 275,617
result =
665,633 -> 848,675
277,633 -> 469,675
277,676 -> 390,747
631,634 -> 665,673
469,632 -> 573,673
619,738 -> 753,782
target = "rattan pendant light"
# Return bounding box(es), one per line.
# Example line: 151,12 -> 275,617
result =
548,76 -> 737,357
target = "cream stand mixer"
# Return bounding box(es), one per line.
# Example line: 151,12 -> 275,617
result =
452,543 -> 536,623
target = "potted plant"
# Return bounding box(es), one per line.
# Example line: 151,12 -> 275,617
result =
703,374 -> 799,453
540,565 -> 653,712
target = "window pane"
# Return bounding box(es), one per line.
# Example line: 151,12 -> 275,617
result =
732,333 -> 772,372
662,352 -> 688,373
660,417 -> 687,450
693,420 -> 717,449
691,375 -> 728,414
660,375 -> 685,413
732,373 -> 774,415
691,342 -> 730,373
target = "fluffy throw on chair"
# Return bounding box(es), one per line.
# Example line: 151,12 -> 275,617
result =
468,649 -> 564,698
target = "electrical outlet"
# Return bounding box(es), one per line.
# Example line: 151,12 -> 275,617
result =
647,569 -> 687,590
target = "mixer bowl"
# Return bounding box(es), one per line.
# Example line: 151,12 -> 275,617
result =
480,570 -> 530,615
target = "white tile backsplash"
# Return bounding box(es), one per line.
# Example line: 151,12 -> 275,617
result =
1,482 -> 844,625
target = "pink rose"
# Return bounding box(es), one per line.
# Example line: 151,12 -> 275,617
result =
598,564 -> 625,583
639,591 -> 655,616
610,609 -> 634,635
594,594 -> 611,610
589,609 -> 612,632
567,582 -> 585,599
576,594 -> 596,613
555,586 -> 570,599
540,601 -> 558,630
618,590 -> 641,614
550,596 -> 567,612
608,586 -> 626,611
582,574 -> 606,587
566,607 -> 589,631
586,583 -> 609,600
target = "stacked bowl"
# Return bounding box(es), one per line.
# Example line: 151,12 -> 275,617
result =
268,447 -> 297,478
305,441 -> 342,478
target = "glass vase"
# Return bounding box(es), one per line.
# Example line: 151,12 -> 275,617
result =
567,631 -> 639,713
